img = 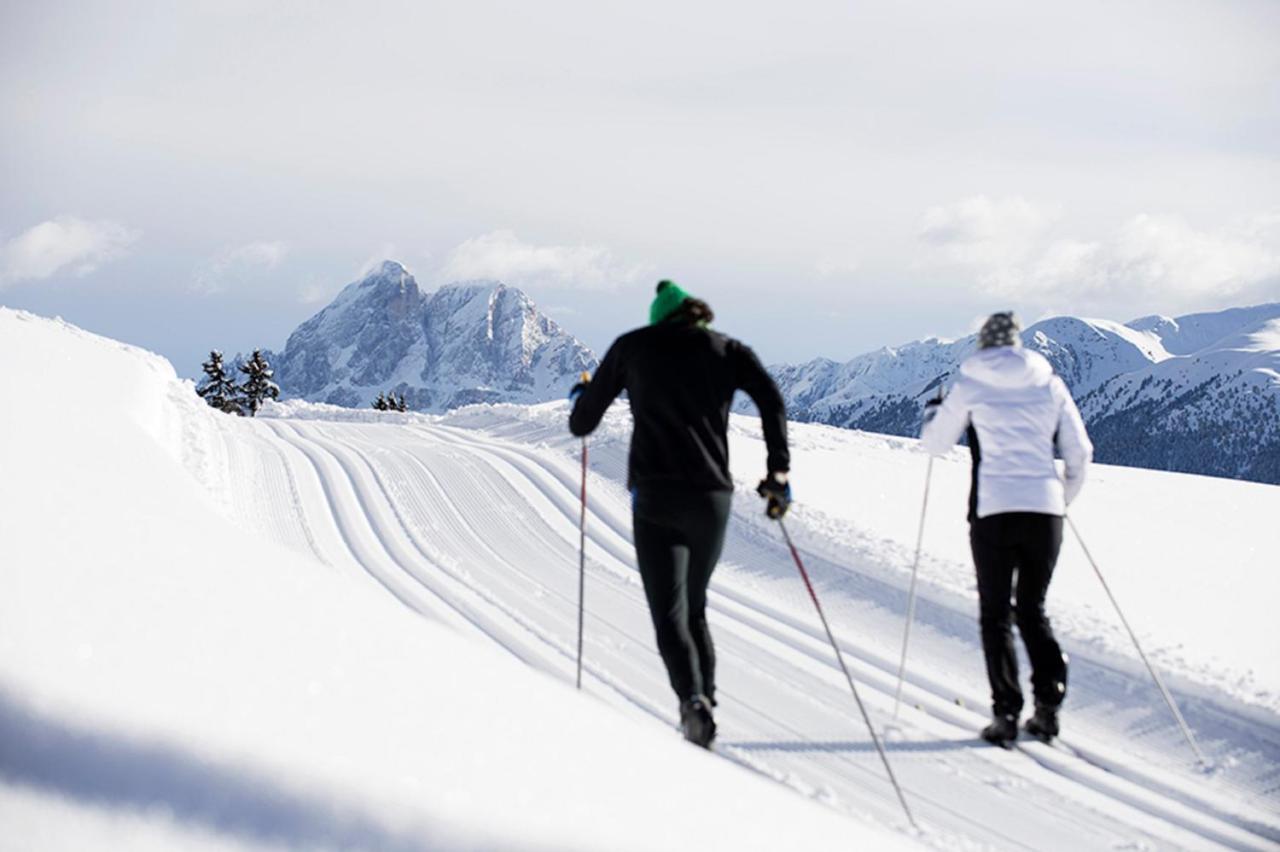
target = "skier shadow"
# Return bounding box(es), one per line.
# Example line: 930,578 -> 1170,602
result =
0,685 -> 434,851
724,738 -> 977,754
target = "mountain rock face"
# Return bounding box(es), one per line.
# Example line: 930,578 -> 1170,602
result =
269,261 -> 596,412
749,304 -> 1280,485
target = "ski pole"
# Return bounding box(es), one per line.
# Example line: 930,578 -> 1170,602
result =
893,455 -> 934,719
576,435 -> 588,690
777,518 -> 918,830
1066,516 -> 1207,766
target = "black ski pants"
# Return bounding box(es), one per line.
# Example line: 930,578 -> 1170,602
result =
632,488 -> 732,704
970,512 -> 1068,718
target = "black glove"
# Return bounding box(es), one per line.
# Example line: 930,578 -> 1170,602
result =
922,393 -> 944,425
756,472 -> 792,519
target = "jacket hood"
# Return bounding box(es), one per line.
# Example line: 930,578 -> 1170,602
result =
959,345 -> 1053,389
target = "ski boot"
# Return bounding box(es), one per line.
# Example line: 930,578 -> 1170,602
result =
1024,705 -> 1060,742
680,695 -> 717,749
980,714 -> 1019,748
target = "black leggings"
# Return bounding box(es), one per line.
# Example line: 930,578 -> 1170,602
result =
970,512 -> 1068,718
632,489 -> 732,703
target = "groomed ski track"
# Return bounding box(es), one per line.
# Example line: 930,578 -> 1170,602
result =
228,412 -> 1278,851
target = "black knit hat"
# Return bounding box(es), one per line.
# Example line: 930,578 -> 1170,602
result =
978,312 -> 1021,349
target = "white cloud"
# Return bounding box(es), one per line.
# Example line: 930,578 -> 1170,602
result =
1049,214 -> 1280,300
439,230 -> 644,290
920,198 -> 1280,309
193,240 -> 289,294
0,216 -> 138,287
919,196 -> 1058,282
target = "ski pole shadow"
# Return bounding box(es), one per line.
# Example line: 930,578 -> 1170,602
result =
723,737 -> 979,754
0,685 -> 443,852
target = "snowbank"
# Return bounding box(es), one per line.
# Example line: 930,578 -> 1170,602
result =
0,309 -> 912,851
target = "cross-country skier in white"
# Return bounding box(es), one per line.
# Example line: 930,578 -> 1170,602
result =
920,312 -> 1093,746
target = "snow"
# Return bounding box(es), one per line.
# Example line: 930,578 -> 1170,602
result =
1127,303 -> 1280,356
3,307 -> 1279,851
0,309 -> 906,852
1080,315 -> 1280,426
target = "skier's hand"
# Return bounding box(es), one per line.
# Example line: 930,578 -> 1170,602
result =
756,472 -> 791,519
569,371 -> 591,403
921,386 -> 946,426
922,396 -> 942,426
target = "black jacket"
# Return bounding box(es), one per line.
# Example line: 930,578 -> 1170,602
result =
569,321 -> 789,492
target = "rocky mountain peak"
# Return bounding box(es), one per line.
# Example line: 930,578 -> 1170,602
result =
270,263 -> 596,412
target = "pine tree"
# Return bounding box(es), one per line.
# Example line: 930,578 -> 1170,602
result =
373,392 -> 388,411
395,392 -> 408,413
238,350 -> 280,416
196,350 -> 243,415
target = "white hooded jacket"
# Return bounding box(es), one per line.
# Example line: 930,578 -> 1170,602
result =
920,345 -> 1093,519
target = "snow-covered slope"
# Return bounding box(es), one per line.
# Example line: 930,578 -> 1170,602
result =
1126,304 -> 1280,356
269,261 -> 596,412
4,308 -> 1278,850
752,304 -> 1280,484
1023,316 -> 1171,395
761,337 -> 969,437
0,308 -> 905,852
1079,314 -> 1280,482
753,316 -> 1172,432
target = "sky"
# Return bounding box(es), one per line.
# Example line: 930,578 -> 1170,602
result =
2,0 -> 1278,375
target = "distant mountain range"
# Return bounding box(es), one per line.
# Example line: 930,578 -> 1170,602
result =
262,261 -> 595,413
744,304 -> 1280,485
261,261 -> 1279,484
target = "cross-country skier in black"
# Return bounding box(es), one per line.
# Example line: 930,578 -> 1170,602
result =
568,280 -> 791,748
920,312 -> 1092,746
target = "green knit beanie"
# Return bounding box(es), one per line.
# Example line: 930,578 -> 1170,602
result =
649,279 -> 692,325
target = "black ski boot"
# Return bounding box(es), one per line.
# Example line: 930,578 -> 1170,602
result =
1024,706 -> 1060,742
680,695 -> 717,748
980,714 -> 1019,747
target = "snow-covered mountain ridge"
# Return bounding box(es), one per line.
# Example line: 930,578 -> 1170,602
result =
748,303 -> 1280,484
267,260 -> 596,412
267,269 -> 1278,482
